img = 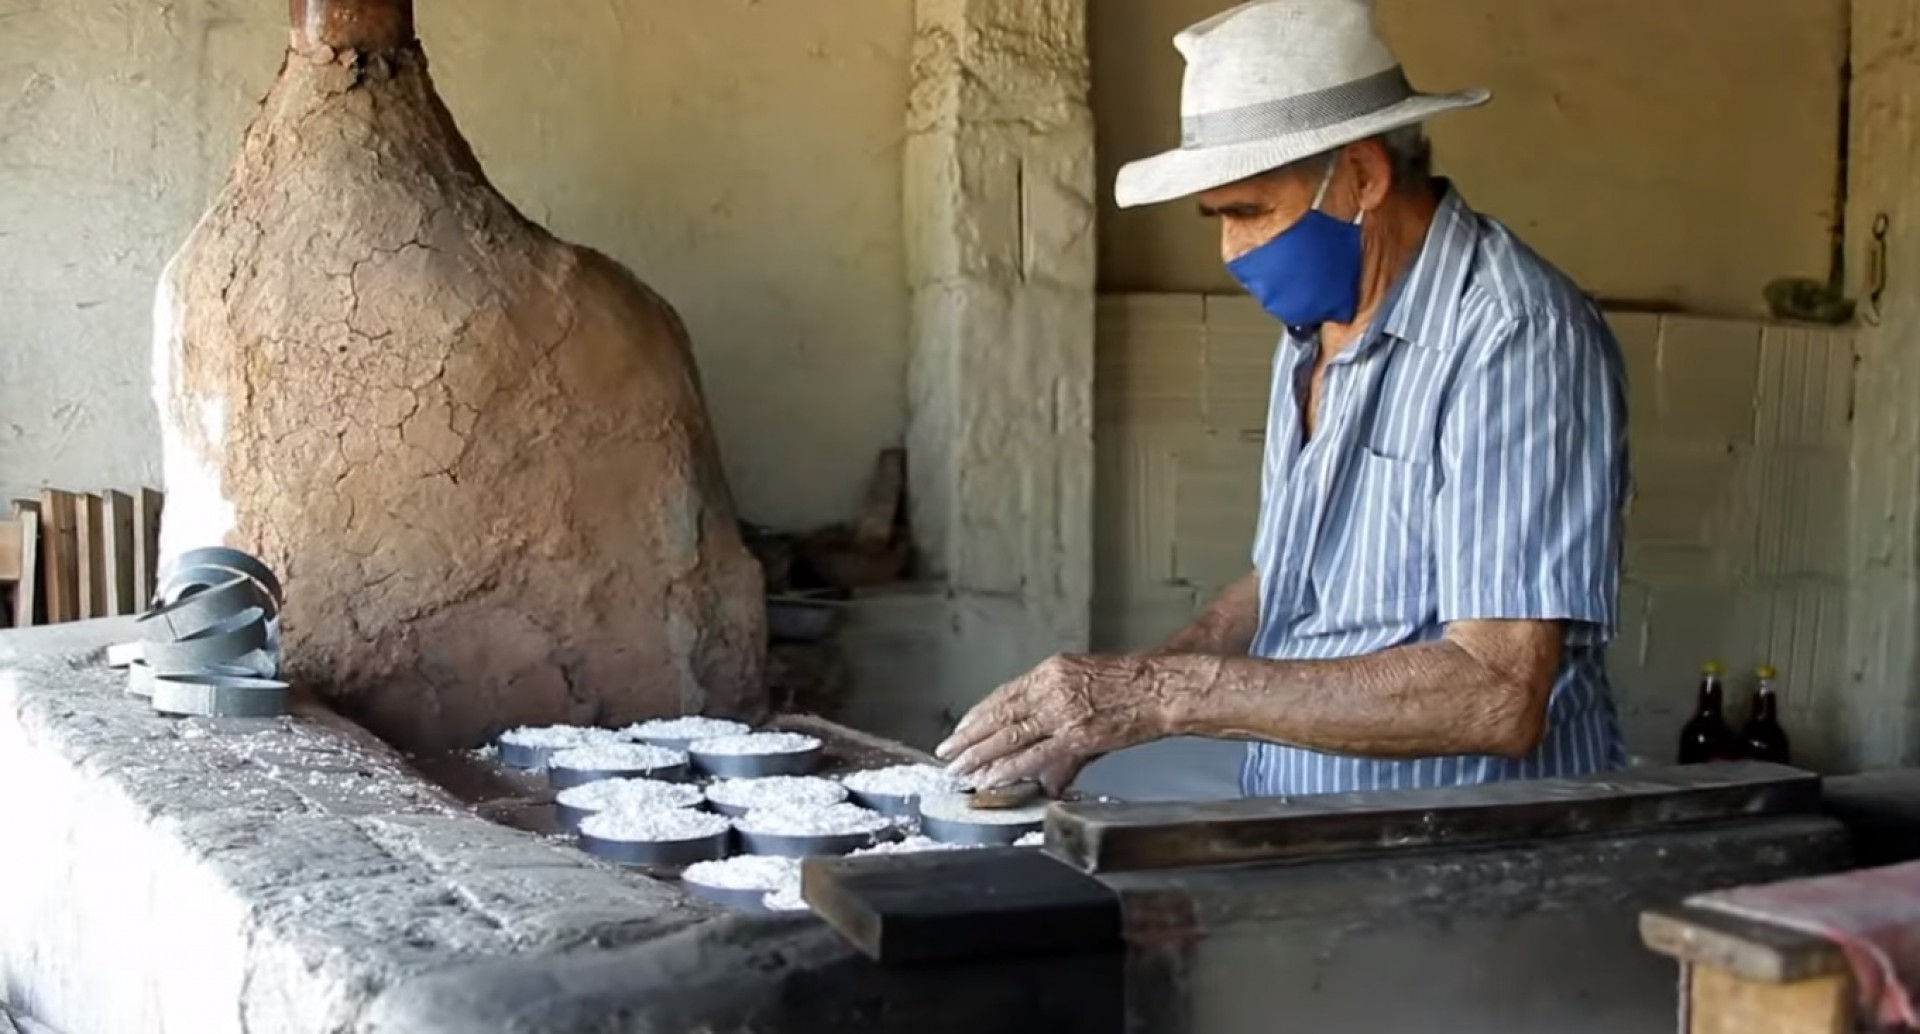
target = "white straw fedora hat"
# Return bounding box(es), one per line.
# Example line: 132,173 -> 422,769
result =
1115,0 -> 1490,209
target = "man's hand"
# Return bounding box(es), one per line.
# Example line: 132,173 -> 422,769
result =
935,654 -> 1172,795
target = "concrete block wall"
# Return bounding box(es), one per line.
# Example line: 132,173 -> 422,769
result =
1093,297 -> 1858,768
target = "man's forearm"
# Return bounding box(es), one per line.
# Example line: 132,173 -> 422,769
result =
1143,626 -> 1558,760
1151,571 -> 1260,657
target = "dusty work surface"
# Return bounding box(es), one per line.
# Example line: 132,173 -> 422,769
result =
0,618 -> 1112,1034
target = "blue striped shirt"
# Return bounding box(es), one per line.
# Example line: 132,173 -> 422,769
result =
1242,185 -> 1628,797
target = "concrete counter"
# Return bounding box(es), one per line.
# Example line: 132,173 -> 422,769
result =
0,619 -> 1116,1034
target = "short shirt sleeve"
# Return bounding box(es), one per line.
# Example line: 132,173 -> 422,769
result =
1434,311 -> 1627,636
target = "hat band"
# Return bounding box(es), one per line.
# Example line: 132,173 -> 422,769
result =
1181,66 -> 1413,149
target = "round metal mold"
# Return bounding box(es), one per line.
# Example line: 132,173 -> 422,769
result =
577,828 -> 731,869
680,879 -> 778,913
159,547 -> 284,606
917,811 -> 1044,847
846,788 -> 921,819
705,799 -> 752,819
733,827 -> 891,859
626,719 -> 753,754
554,800 -> 599,833
548,760 -> 691,791
143,606 -> 270,675
496,739 -> 557,770
553,795 -> 708,834
688,745 -> 822,779
150,673 -> 292,718
137,577 -> 272,642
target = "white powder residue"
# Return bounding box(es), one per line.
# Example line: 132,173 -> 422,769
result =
849,836 -> 973,857
840,764 -> 961,798
705,776 -> 846,812
500,725 -> 625,749
764,885 -> 810,912
918,792 -> 1048,826
549,743 -> 688,773
690,732 -> 822,757
682,854 -> 802,891
556,777 -> 704,814
734,802 -> 891,837
579,807 -> 730,843
1015,831 -> 1045,848
627,716 -> 752,741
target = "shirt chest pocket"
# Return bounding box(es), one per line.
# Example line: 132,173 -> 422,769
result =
1313,451 -> 1437,610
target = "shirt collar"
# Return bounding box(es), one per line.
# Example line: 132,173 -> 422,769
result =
1378,181 -> 1480,350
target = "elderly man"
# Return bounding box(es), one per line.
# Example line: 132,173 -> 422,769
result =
939,0 -> 1629,797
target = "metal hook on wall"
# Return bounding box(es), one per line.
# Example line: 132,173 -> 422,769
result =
1865,213 -> 1890,327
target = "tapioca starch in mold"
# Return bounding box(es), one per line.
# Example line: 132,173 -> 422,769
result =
580,807 -> 729,843
548,742 -> 687,772
705,776 -> 846,812
734,801 -> 890,837
556,777 -> 703,813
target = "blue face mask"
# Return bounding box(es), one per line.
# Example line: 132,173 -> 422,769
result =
1225,156 -> 1365,334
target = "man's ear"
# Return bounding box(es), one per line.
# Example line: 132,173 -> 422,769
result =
1346,138 -> 1394,215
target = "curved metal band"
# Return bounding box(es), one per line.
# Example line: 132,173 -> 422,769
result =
150,673 -> 293,719
138,577 -> 272,642
160,546 -> 283,609
143,607 -> 271,675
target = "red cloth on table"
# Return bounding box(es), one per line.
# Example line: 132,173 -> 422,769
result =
1692,859 -> 1920,1029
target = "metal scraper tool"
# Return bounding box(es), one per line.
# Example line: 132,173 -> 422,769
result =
965,779 -> 1046,811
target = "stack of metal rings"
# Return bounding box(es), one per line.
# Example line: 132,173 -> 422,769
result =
106,547 -> 291,719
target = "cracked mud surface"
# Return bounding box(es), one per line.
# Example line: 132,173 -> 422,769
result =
157,43 -> 765,751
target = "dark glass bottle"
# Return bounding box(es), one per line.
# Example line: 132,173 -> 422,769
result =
1739,665 -> 1792,765
1677,662 -> 1737,764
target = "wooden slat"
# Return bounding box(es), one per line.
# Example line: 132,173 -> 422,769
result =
101,490 -> 136,616
803,848 -> 1121,966
16,511 -> 39,627
38,490 -> 79,624
854,448 -> 907,548
1641,906 -> 1845,984
0,519 -> 20,583
1050,761 -> 1820,873
1688,964 -> 1851,1034
76,493 -> 105,619
10,499 -> 39,520
133,488 -> 163,611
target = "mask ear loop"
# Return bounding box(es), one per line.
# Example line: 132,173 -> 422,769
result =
1311,150 -> 1367,228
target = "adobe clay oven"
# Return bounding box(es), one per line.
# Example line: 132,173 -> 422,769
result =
151,0 -> 765,750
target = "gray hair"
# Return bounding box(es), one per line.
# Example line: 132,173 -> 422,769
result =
1378,125 -> 1434,193
1265,124 -> 1434,195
